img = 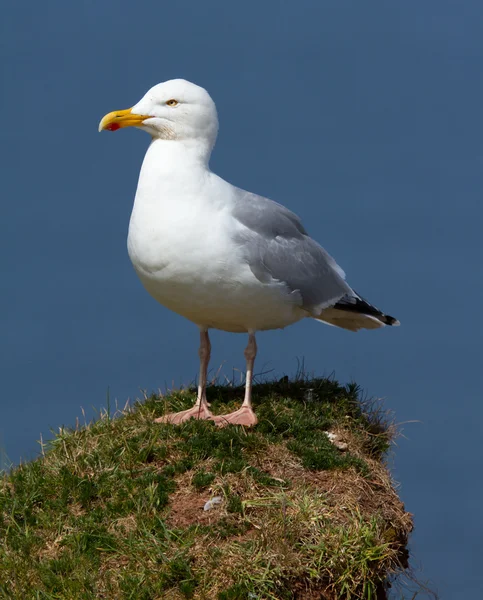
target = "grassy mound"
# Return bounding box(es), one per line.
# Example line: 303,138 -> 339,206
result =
0,378 -> 413,599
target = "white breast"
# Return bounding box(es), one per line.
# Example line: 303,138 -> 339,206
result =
127,166 -> 304,332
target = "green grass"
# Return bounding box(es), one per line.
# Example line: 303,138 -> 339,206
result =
0,377 -> 413,599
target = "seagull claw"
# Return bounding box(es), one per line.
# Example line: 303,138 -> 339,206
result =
212,406 -> 258,428
155,402 -> 214,424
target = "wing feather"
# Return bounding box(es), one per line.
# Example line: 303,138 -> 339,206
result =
231,190 -> 352,313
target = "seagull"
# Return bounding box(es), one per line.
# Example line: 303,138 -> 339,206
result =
99,79 -> 399,427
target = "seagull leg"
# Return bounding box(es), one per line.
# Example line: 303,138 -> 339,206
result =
155,329 -> 214,424
213,332 -> 258,427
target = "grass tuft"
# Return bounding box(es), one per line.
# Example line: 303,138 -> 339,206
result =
0,377 -> 415,599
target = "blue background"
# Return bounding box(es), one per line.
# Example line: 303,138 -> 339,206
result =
1,1 -> 482,596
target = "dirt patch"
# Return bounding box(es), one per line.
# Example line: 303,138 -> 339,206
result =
292,581 -> 334,600
167,488 -> 223,528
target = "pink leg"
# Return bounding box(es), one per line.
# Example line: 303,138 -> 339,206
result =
213,332 -> 258,427
155,329 -> 214,424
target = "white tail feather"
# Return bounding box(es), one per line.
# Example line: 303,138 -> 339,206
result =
315,308 -> 385,332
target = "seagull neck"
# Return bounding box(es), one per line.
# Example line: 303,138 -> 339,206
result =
142,138 -> 212,176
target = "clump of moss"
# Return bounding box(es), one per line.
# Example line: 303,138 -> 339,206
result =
0,377 -> 413,599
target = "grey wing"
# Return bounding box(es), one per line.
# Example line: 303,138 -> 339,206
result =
232,190 -> 353,313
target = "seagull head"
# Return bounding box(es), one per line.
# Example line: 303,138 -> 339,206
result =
98,79 -> 218,146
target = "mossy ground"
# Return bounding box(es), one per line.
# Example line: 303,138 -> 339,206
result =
0,378 -> 413,599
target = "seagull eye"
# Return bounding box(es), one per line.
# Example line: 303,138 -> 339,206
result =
166,99 -> 179,107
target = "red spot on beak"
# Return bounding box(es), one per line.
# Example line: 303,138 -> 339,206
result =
106,122 -> 121,131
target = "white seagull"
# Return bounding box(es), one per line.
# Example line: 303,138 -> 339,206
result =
99,79 -> 399,427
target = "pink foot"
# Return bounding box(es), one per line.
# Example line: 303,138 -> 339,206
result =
155,402 -> 214,425
212,406 -> 258,428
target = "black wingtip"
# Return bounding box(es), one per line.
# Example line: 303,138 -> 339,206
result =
382,314 -> 400,327
333,292 -> 400,327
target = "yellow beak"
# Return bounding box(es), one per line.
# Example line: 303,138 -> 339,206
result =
98,108 -> 152,132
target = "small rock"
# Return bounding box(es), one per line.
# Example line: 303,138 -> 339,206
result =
324,431 -> 348,451
203,496 -> 223,511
